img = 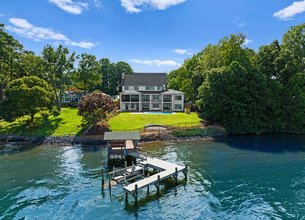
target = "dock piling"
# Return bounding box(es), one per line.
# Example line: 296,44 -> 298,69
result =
101,169 -> 105,189
135,184 -> 138,205
175,167 -> 178,183
157,175 -> 160,195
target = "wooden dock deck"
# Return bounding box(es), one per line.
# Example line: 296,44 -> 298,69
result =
123,157 -> 186,193
105,153 -> 187,204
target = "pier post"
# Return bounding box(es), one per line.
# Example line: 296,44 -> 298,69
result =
101,169 -> 104,189
157,175 -> 160,195
125,192 -> 128,202
175,167 -> 178,183
108,174 -> 112,190
147,185 -> 149,194
135,184 -> 138,205
184,164 -> 188,181
125,161 -> 127,168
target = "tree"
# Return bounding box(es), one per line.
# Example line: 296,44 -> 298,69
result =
0,76 -> 53,123
75,53 -> 100,92
98,59 -> 133,96
0,24 -> 23,101
78,91 -> 117,125
42,44 -> 76,111
196,62 -> 270,134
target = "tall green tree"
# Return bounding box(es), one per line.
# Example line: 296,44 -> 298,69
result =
0,24 -> 23,101
75,53 -> 100,92
42,45 -> 76,111
0,76 -> 53,123
98,59 -> 132,96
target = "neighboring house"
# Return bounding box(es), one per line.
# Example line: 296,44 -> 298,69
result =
120,73 -> 184,112
62,91 -> 87,104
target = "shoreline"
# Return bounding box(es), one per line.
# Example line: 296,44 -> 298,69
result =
0,131 -> 225,145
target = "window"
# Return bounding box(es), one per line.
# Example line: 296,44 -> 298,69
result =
163,95 -> 172,102
163,103 -> 171,111
152,104 -> 159,108
142,95 -> 150,102
64,97 -> 71,102
134,86 -> 139,91
152,95 -> 160,100
142,103 -> 150,110
122,95 -> 130,102
157,86 -> 162,90
175,104 -> 182,110
131,95 -> 139,102
175,95 -> 182,101
124,86 -> 129,90
145,86 -> 154,91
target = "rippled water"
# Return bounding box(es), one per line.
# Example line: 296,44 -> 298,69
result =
1,135 -> 305,219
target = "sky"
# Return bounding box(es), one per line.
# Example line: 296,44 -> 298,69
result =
0,0 -> 305,73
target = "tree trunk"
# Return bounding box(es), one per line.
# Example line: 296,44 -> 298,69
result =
0,83 -> 3,101
30,112 -> 35,124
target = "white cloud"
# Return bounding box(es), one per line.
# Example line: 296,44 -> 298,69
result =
6,18 -> 97,49
274,0 -> 305,20
244,38 -> 253,45
93,0 -> 102,8
0,14 -> 5,17
120,0 -> 186,13
131,59 -> 180,67
232,17 -> 246,28
173,48 -> 193,55
49,0 -> 88,15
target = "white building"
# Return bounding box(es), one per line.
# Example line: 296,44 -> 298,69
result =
120,73 -> 184,112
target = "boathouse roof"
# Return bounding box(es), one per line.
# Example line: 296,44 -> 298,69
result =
104,131 -> 141,141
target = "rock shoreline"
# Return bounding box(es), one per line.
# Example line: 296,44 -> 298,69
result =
0,131 -> 225,145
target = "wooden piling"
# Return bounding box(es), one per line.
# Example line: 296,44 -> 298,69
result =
175,167 -> 178,183
101,169 -> 104,188
157,175 -> 160,195
135,184 -> 138,205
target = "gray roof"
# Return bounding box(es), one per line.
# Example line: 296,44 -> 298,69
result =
104,131 -> 141,141
123,73 -> 167,86
162,89 -> 184,94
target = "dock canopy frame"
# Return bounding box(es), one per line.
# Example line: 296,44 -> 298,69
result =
104,131 -> 141,159
104,131 -> 141,141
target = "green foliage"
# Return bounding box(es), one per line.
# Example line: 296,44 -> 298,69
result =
172,127 -> 224,138
170,25 -> 305,134
0,76 -> 53,123
74,53 -> 100,92
41,44 -> 76,111
98,59 -> 133,96
78,91 -> 117,125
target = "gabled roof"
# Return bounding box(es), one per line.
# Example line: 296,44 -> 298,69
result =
104,131 -> 141,141
162,89 -> 184,94
123,73 -> 167,86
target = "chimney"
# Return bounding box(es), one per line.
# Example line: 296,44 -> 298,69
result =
122,72 -> 125,80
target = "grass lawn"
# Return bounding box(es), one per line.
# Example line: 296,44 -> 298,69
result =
0,108 -> 83,136
108,112 -> 202,131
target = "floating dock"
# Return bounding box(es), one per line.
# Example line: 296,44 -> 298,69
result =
103,131 -> 187,204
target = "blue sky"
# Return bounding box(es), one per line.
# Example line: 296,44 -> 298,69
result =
1,0 -> 305,72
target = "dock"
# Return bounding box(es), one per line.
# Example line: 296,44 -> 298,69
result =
103,131 -> 187,204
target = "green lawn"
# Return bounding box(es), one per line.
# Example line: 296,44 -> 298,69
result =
108,112 -> 202,131
0,108 -> 83,136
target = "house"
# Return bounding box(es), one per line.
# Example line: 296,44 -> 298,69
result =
120,73 -> 184,112
62,91 -> 87,104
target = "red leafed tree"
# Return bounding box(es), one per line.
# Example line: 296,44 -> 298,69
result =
78,91 -> 117,124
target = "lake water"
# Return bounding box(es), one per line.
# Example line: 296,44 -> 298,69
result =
1,135 -> 305,219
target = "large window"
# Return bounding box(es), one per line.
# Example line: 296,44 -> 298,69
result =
124,86 -> 129,90
152,95 -> 160,101
145,86 -> 154,91
175,104 -> 182,110
142,95 -> 150,102
142,103 -> 150,110
163,103 -> 171,111
152,104 -> 159,108
131,95 -> 139,102
163,95 -> 172,102
121,95 -> 130,102
175,95 -> 182,101
134,86 -> 139,91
